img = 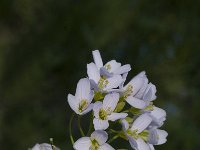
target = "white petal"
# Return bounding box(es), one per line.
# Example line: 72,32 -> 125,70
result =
39,143 -> 60,150
67,94 -> 79,114
73,137 -> 91,150
136,138 -> 150,150
123,71 -> 147,96
81,103 -> 94,115
99,143 -> 115,150
104,75 -> 123,91
143,83 -> 157,101
87,63 -> 100,84
93,102 -> 103,118
113,64 -> 131,75
148,129 -> 158,145
135,78 -> 148,99
100,67 -> 113,77
128,137 -> 137,150
75,78 -> 91,101
119,72 -> 128,89
93,118 -> 109,130
104,60 -> 121,73
150,107 -> 166,126
156,129 -> 168,145
121,119 -> 129,130
92,50 -> 103,69
103,93 -> 119,111
131,114 -> 152,133
107,113 -> 128,121
31,144 -> 40,150
91,130 -> 108,145
149,144 -> 155,150
126,96 -> 147,109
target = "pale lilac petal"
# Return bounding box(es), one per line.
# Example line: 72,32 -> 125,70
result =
113,64 -> 131,75
93,118 -> 109,130
75,78 -> 91,101
121,119 -> 129,130
149,144 -> 155,150
119,72 -> 128,89
31,144 -> 40,150
104,75 -> 123,91
107,113 -> 128,121
136,138 -> 150,150
81,103 -> 94,115
104,60 -> 121,73
93,102 -> 103,118
91,130 -> 108,145
156,129 -> 168,145
67,94 -> 79,114
143,83 -> 157,101
128,137 -> 137,150
87,63 -> 100,83
39,143 -> 60,150
103,93 -> 119,111
100,67 -> 113,77
126,96 -> 147,109
73,137 -> 91,150
131,114 -> 152,133
92,50 -> 103,69
150,106 -> 166,126
135,78 -> 148,99
99,143 -> 115,150
148,129 -> 158,145
123,71 -> 147,96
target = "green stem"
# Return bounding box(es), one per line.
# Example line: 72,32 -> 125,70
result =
109,129 -> 120,134
108,134 -> 119,144
87,113 -> 93,136
122,109 -> 129,113
69,113 -> 75,145
78,116 -> 85,136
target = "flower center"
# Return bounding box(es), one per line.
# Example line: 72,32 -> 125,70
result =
123,85 -> 133,98
127,129 -> 149,142
90,139 -> 99,150
105,64 -> 111,71
98,76 -> 109,90
78,99 -> 88,113
99,108 -> 108,120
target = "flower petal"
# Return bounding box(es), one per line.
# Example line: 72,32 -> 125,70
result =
104,60 -> 121,73
134,78 -> 148,99
113,64 -> 131,75
126,96 -> 147,109
93,118 -> 109,130
143,83 -> 157,101
150,106 -> 166,127
149,144 -> 155,150
93,102 -> 103,118
103,93 -> 119,111
121,119 -> 129,130
92,50 -> 103,69
123,71 -> 147,96
87,63 -> 100,84
67,94 -> 79,114
73,137 -> 91,150
104,75 -> 123,91
75,78 -> 91,101
81,103 -> 94,115
107,113 -> 128,121
155,129 -> 168,145
136,138 -> 150,150
99,143 -> 115,150
31,144 -> 40,150
100,67 -> 113,77
91,130 -> 108,145
131,114 -> 152,133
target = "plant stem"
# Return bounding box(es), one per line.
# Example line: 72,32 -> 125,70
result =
78,116 -> 85,136
69,113 -> 75,145
87,113 -> 93,136
108,134 -> 119,144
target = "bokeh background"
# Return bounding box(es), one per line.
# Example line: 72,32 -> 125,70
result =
0,0 -> 200,149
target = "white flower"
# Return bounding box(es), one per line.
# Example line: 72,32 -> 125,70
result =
68,78 -> 94,115
73,130 -> 115,150
31,143 -> 60,150
87,50 -> 131,92
93,93 -> 128,130
92,50 -> 131,76
121,114 -> 167,150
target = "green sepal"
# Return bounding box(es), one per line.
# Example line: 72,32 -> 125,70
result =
125,117 -> 133,124
119,131 -> 128,140
114,102 -> 125,112
94,91 -> 105,101
139,130 -> 149,142
129,107 -> 142,115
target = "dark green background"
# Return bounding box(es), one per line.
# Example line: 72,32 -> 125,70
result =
0,0 -> 200,149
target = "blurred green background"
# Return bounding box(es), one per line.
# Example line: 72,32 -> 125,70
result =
0,0 -> 200,149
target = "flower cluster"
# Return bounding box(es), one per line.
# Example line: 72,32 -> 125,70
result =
67,50 -> 168,150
